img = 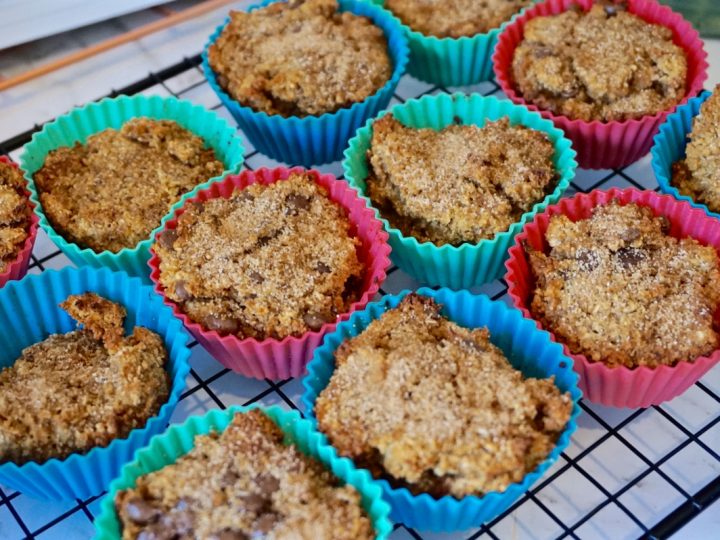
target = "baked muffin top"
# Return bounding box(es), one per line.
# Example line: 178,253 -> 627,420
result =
34,118 -> 224,253
155,173 -> 364,340
0,293 -> 169,464
527,201 -> 720,369
511,1 -> 687,122
386,0 -> 531,37
366,115 -> 557,246
0,160 -> 30,273
115,409 -> 374,540
672,86 -> 720,213
315,294 -> 572,498
207,0 -> 392,117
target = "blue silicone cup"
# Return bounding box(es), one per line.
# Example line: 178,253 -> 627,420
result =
0,266 -> 191,500
202,0 -> 409,166
20,94 -> 245,281
343,92 -> 577,289
652,91 -> 716,217
94,405 -> 394,539
302,288 -> 582,531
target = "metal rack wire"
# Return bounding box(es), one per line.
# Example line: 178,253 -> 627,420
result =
0,54 -> 718,540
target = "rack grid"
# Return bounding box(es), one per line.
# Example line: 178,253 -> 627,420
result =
0,53 -> 718,540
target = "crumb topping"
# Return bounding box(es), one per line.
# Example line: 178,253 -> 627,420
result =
156,173 -> 364,340
115,409 -> 374,540
366,115 -> 557,245
0,293 -> 169,464
34,118 -> 225,253
386,0 -> 531,37
511,2 -> 687,122
0,160 -> 30,273
527,201 -> 720,369
315,294 -> 572,498
208,0 -> 392,117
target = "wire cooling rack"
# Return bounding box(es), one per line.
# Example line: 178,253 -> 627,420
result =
0,54 -> 719,540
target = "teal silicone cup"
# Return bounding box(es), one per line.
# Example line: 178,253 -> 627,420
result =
202,0 -> 409,166
343,92 -> 577,289
94,405 -> 394,539
19,95 -> 245,281
652,91 -> 717,217
302,288 -> 581,531
0,266 -> 191,500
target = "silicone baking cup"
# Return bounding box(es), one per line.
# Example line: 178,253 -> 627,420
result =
493,0 -> 708,169
0,266 -> 191,500
19,95 -> 244,281
149,166 -> 391,380
370,0 -> 534,86
505,188 -> 720,408
343,92 -> 577,289
201,0 -> 409,166
94,405 -> 393,539
302,288 -> 581,531
0,156 -> 38,288
652,91 -> 717,216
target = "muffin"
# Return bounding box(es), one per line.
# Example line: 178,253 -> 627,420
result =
207,0 -> 392,117
671,86 -> 720,213
315,293 -> 572,498
511,1 -> 688,122
385,0 -> 531,37
0,160 -> 31,273
0,292 -> 169,464
33,118 -> 225,253
365,114 -> 557,246
114,409 -> 374,539
526,201 -> 720,369
155,172 -> 364,340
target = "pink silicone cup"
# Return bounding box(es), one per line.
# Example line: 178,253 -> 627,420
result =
504,188 -> 720,408
493,0 -> 708,170
0,156 -> 38,288
149,167 -> 391,380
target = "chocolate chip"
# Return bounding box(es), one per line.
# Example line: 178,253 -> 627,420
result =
256,474 -> 280,495
316,261 -> 331,274
285,193 -> 311,214
254,513 -> 278,534
249,271 -> 264,284
157,229 -> 177,250
214,530 -> 249,540
238,190 -> 255,202
620,226 -> 641,243
174,280 -> 192,301
616,247 -> 646,269
575,249 -> 599,272
204,315 -> 239,334
303,312 -> 327,331
240,493 -> 268,513
125,497 -> 161,525
257,235 -> 273,247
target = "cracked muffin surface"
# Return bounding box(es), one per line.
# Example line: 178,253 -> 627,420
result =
207,0 -> 392,117
0,160 -> 30,273
386,0 -> 531,37
315,294 -> 572,498
0,293 -> 169,464
155,173 -> 364,340
365,114 -> 557,246
527,201 -> 720,369
511,1 -> 687,122
34,118 -> 224,253
115,409 -> 374,540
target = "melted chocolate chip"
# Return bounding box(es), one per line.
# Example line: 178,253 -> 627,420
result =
174,280 -> 192,301
241,493 -> 268,513
204,315 -> 239,334
285,193 -> 311,214
256,474 -> 280,495
249,271 -> 264,284
620,226 -> 641,243
157,229 -> 177,250
214,530 -> 249,540
303,312 -> 327,331
315,261 -> 331,274
254,513 -> 279,534
125,497 -> 161,525
257,235 -> 273,247
238,190 -> 255,202
575,249 -> 600,272
616,247 -> 646,269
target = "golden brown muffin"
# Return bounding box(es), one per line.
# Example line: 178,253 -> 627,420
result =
366,115 -> 557,245
527,201 -> 720,369
0,160 -> 31,273
115,409 -> 374,540
155,173 -> 364,340
315,294 -> 572,498
0,293 -> 169,464
207,0 -> 392,117
511,1 -> 687,122
672,86 -> 720,213
386,0 -> 531,37
33,118 -> 224,253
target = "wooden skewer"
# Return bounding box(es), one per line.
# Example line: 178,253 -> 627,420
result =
0,0 -> 236,92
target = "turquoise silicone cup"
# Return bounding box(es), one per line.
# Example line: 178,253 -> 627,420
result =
94,405 -> 394,539
652,91 -> 716,216
370,0 -> 535,86
302,288 -> 581,531
343,92 -> 577,289
201,0 -> 409,166
0,266 -> 191,500
19,95 -> 245,281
